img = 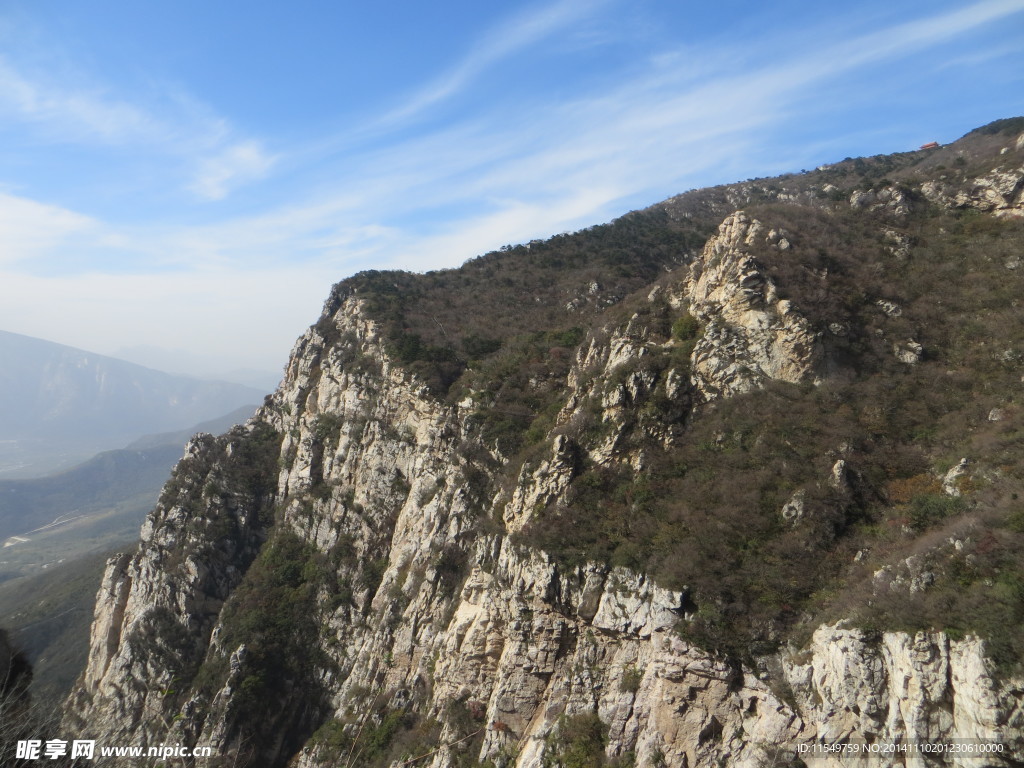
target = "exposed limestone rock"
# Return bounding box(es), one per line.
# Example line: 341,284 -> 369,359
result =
67,427 -> 280,735
685,211 -> 823,400
943,458 -> 969,497
873,555 -> 937,596
894,339 -> 924,364
783,625 -> 1024,766
781,490 -> 806,524
881,228 -> 911,259
829,459 -> 849,491
80,551 -> 132,693
920,180 -> 948,204
876,299 -> 902,317
921,165 -> 1024,217
765,227 -> 790,249
849,186 -> 911,216
954,167 -> 1024,215
502,434 -> 576,533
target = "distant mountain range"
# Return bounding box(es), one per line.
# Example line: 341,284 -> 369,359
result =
0,404 -> 257,546
0,330 -> 266,477
112,343 -> 282,391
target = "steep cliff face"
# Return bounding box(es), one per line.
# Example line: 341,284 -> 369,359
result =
65,122 -> 1024,767
785,626 -> 1024,761
64,426 -> 280,747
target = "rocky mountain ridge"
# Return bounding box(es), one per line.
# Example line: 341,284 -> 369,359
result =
60,119 -> 1024,767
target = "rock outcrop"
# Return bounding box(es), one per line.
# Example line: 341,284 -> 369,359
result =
685,212 -> 823,401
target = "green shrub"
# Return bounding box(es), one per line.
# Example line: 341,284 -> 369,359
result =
974,116 -> 1024,135
461,333 -> 502,358
313,413 -> 344,445
1006,509 -> 1024,533
671,312 -> 700,341
907,493 -> 966,532
619,666 -> 643,693
433,544 -> 468,597
544,713 -> 608,768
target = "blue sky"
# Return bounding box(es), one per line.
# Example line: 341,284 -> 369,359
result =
0,0 -> 1022,382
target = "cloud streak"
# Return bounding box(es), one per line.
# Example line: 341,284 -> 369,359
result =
46,0 -> 1023,273
189,140 -> 278,201
377,0 -> 607,125
0,57 -> 158,144
0,192 -> 99,264
0,53 -> 276,202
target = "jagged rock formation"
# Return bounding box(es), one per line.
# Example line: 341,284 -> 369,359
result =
684,211 -> 823,401
63,120 -> 1024,767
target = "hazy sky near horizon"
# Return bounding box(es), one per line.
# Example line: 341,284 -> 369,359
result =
0,0 -> 1022,378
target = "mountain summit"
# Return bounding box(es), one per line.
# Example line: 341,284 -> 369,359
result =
61,119 -> 1024,767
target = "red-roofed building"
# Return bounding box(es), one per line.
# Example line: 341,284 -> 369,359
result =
920,141 -> 940,150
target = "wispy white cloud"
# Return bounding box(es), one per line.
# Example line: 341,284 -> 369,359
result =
379,0 -> 608,125
757,0 -> 1024,89
0,57 -> 159,144
0,192 -> 100,263
848,0 -> 1024,63
0,53 -> 275,202
222,0 -> 1024,270
12,0 -> 1019,272
103,0 -> 1024,275
932,40 -> 1023,71
189,140 -> 278,201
